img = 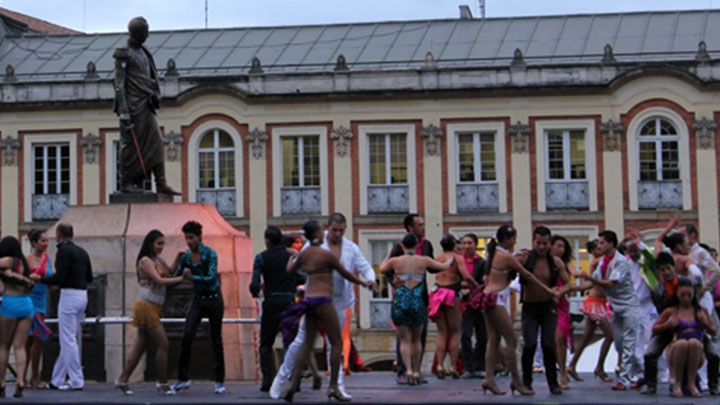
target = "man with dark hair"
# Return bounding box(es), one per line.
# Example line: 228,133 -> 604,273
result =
172,221 -> 226,395
33,223 -> 93,391
390,213 -> 433,384
270,213 -> 377,399
113,17 -> 179,196
577,230 -> 642,391
459,233 -> 487,379
250,226 -> 306,392
515,226 -> 569,394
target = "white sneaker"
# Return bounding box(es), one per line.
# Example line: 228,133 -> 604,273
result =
214,382 -> 226,394
269,377 -> 284,400
172,380 -> 191,392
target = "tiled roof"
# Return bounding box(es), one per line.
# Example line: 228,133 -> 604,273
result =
0,7 -> 81,36
0,9 -> 718,82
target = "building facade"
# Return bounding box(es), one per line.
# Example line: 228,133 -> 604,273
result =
2,8 -> 720,368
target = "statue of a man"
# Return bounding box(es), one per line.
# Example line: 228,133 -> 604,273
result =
113,17 -> 180,196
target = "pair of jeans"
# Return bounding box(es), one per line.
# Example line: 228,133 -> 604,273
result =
178,294 -> 225,383
460,307 -> 486,373
259,295 -> 294,389
521,300 -> 558,388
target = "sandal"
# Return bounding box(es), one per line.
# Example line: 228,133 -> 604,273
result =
114,380 -> 134,396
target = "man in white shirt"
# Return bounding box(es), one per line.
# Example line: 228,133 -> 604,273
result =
578,230 -> 642,391
270,213 -> 377,399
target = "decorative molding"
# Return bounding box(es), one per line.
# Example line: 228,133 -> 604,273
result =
0,135 -> 20,166
602,44 -> 616,63
696,41 -> 711,63
330,125 -> 353,157
247,127 -> 268,159
80,132 -> 102,164
163,130 -> 184,161
599,119 -> 624,152
165,58 -> 179,77
511,48 -> 526,69
420,124 -> 443,156
249,57 -> 264,74
508,121 -> 531,153
334,55 -> 349,72
5,64 -> 16,82
693,116 -> 717,150
423,52 -> 438,70
85,61 -> 99,79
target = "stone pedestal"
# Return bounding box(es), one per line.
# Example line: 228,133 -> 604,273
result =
46,202 -> 257,382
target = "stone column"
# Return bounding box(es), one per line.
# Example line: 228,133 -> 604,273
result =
247,125 -> 268,254
162,130 -> 184,201
331,123 -> 354,236
421,123 -> 444,249
508,121 -> 532,248
693,117 -> 719,248
599,119 -> 624,234
80,132 -> 101,205
0,135 -> 20,237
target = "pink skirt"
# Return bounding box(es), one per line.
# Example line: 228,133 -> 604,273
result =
428,287 -> 457,319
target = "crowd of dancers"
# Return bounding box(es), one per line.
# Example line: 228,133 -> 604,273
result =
2,212 -> 720,401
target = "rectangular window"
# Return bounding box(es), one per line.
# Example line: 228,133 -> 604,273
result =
34,144 -> 70,195
282,136 -> 319,187
370,240 -> 395,300
545,129 -> 586,181
457,132 -> 496,183
368,134 -> 407,185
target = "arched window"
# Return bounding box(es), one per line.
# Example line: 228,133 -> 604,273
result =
196,128 -> 236,216
636,117 -> 681,209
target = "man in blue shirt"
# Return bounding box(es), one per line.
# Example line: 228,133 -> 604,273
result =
172,221 -> 226,395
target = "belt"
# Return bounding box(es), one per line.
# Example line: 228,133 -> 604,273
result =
268,292 -> 296,297
195,293 -> 220,300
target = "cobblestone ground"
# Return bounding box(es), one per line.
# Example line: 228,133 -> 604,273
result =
4,372 -> 716,404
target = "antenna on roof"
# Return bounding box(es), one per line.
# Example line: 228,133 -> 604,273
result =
479,0 -> 486,19
205,0 -> 208,29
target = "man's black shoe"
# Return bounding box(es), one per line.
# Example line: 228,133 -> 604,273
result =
549,385 -> 562,395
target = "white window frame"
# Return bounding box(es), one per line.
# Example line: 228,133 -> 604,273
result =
197,128 -> 236,190
534,119 -> 597,212
626,108 -> 691,211
23,133 -> 77,223
271,126 -> 328,217
187,121 -> 244,217
446,122 -> 507,213
357,228 -> 407,329
545,129 -> 586,182
636,118 -> 680,181
358,124 -> 417,215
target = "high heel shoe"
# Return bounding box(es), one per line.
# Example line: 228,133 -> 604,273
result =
435,366 -> 445,380
13,383 -> 24,398
327,386 -> 351,402
594,368 -> 612,383
448,368 -> 460,379
481,381 -> 506,395
280,382 -> 297,402
0,385 -> 5,398
156,382 -> 176,395
567,368 -> 584,382
313,375 -> 322,390
114,380 -> 134,396
509,381 -> 535,396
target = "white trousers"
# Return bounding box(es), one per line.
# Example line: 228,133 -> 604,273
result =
273,302 -> 346,390
611,309 -> 643,386
51,289 -> 87,389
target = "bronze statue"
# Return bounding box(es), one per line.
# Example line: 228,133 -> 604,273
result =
113,17 -> 180,196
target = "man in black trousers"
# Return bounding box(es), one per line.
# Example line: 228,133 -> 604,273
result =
250,226 -> 305,392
